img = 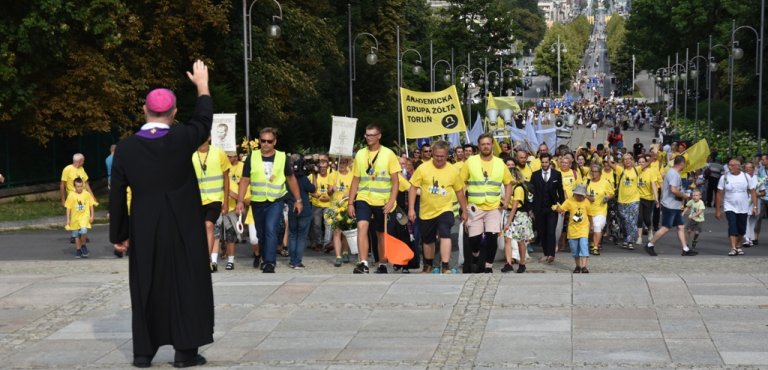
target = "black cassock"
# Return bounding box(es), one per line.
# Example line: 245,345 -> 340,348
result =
109,95 -> 214,355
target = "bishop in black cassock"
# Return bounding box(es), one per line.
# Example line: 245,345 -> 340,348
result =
109,60 -> 214,368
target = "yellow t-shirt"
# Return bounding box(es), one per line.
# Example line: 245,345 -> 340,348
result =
602,168 -> 616,189
585,177 -> 614,216
61,165 -> 89,195
65,191 -> 94,230
616,165 -> 641,204
559,167 -> 583,198
509,185 -> 525,209
459,156 -> 514,210
228,161 -> 245,210
560,197 -> 592,239
410,161 -> 464,219
311,171 -> 336,208
352,148 -> 402,206
517,163 -> 534,182
529,157 -> 542,172
333,170 -> 355,202
638,167 -> 661,201
452,160 -> 465,173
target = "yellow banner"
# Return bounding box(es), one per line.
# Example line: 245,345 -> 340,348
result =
401,86 -> 466,139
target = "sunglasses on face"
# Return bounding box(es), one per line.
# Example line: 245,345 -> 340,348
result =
260,139 -> 275,144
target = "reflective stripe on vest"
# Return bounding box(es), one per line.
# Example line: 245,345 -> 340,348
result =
192,147 -> 225,203
356,147 -> 395,202
465,155 -> 505,205
249,151 -> 288,202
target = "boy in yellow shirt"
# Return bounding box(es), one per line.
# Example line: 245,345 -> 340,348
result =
555,184 -> 593,273
65,178 -> 95,258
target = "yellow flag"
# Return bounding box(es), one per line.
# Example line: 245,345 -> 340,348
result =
492,138 -> 502,157
401,86 -> 466,139
682,139 -> 711,174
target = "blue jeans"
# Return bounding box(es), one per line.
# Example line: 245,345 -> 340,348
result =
288,212 -> 312,266
568,237 -> 589,257
253,201 -> 284,265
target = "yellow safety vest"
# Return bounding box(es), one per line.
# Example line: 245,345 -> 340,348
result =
465,155 -> 505,206
356,146 -> 396,204
250,151 -> 288,202
193,147 -> 225,205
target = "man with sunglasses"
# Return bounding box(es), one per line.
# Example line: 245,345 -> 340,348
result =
347,124 -> 401,274
415,143 -> 432,169
460,133 -> 513,273
236,127 -> 302,273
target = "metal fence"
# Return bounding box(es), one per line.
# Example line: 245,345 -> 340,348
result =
1,129 -> 116,190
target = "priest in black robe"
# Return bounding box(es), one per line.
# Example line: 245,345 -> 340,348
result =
109,60 -> 213,368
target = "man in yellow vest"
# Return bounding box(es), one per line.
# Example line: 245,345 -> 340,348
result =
460,133 -> 513,273
235,127 -> 302,273
193,138 -> 231,272
347,124 -> 401,274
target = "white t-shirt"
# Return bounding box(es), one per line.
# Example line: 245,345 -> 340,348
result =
717,171 -> 756,213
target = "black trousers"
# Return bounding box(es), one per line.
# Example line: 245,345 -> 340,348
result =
706,177 -> 719,206
536,210 -> 559,257
638,199 -> 655,230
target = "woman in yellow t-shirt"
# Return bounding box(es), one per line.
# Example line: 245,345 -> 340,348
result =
502,167 -> 533,273
606,153 -> 650,249
637,155 -> 660,245
585,163 -> 614,255
330,157 -> 355,266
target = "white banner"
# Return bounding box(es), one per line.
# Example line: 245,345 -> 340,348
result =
329,116 -> 357,157
211,113 -> 237,153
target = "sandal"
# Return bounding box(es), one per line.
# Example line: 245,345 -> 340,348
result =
728,249 -> 737,256
279,249 -> 289,257
737,248 -> 745,255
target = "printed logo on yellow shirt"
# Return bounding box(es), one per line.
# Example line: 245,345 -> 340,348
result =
77,200 -> 85,212
572,209 -> 584,223
338,182 -> 346,192
320,184 -> 327,193
429,178 -> 449,196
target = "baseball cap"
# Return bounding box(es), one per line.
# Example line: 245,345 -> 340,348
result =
146,88 -> 176,113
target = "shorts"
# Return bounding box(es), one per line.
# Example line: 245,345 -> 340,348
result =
202,202 -> 222,223
466,207 -> 502,237
215,212 -> 240,243
725,211 -> 747,236
354,200 -> 385,233
660,206 -> 684,229
592,215 -> 606,232
420,212 -> 455,244
685,219 -> 702,233
70,228 -> 88,238
568,237 -> 589,257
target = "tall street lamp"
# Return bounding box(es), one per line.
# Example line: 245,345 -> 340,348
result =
730,19 -> 763,154
550,34 -> 567,96
432,58 -> 454,91
348,4 -> 379,118
688,40 -> 717,139
242,0 -> 283,140
396,25 -> 424,148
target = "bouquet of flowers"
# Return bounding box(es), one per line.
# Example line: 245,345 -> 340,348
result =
240,137 -> 259,152
324,198 -> 357,231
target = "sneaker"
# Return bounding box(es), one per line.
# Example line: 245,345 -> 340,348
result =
334,257 -> 343,267
253,255 -> 261,268
752,239 -> 759,246
681,249 -> 699,256
573,266 -> 581,273
262,263 -> 275,273
644,243 -> 658,256
422,264 -> 433,274
636,235 -> 643,245
581,267 -> 590,273
293,263 -> 305,270
501,263 -> 516,273
736,248 -> 744,255
516,265 -> 526,273
441,266 -> 453,274
342,252 -> 350,263
484,267 -> 493,273
691,240 -> 697,249
628,243 -> 635,250
591,248 -> 600,256
432,267 -> 441,274
401,267 -> 410,274
742,242 -> 752,248
75,249 -> 82,258
375,264 -> 388,274
225,262 -> 234,270
210,262 -> 218,273
353,262 -> 369,274
80,245 -> 89,257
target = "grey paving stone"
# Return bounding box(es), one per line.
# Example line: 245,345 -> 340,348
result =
494,284 -> 572,305
659,319 -> 710,339
243,332 -> 354,361
263,283 -> 321,304
665,338 -> 723,365
229,318 -> 282,332
360,309 -> 451,334
337,336 -> 440,361
488,307 -> 571,333
476,332 -> 572,363
572,338 -> 670,363
0,284 -> 97,306
681,273 -> 765,285
274,318 -> 365,332
692,294 -> 768,306
202,331 -> 269,363
0,307 -> 50,333
572,274 -> 653,305
644,275 -> 696,305
286,307 -> 372,321
720,351 -> 768,366
711,332 -> 768,352
302,283 -> 392,304
212,285 -> 282,304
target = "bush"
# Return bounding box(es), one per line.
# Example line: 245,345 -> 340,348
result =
675,118 -> 767,160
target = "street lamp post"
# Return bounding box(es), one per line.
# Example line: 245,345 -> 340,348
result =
396,26 -> 424,148
731,18 -> 763,154
689,41 -> 716,139
550,34 -> 567,97
242,0 -> 283,140
348,4 -> 379,118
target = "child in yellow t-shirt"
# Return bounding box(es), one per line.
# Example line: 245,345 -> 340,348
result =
65,178 -> 94,258
555,184 -> 593,273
